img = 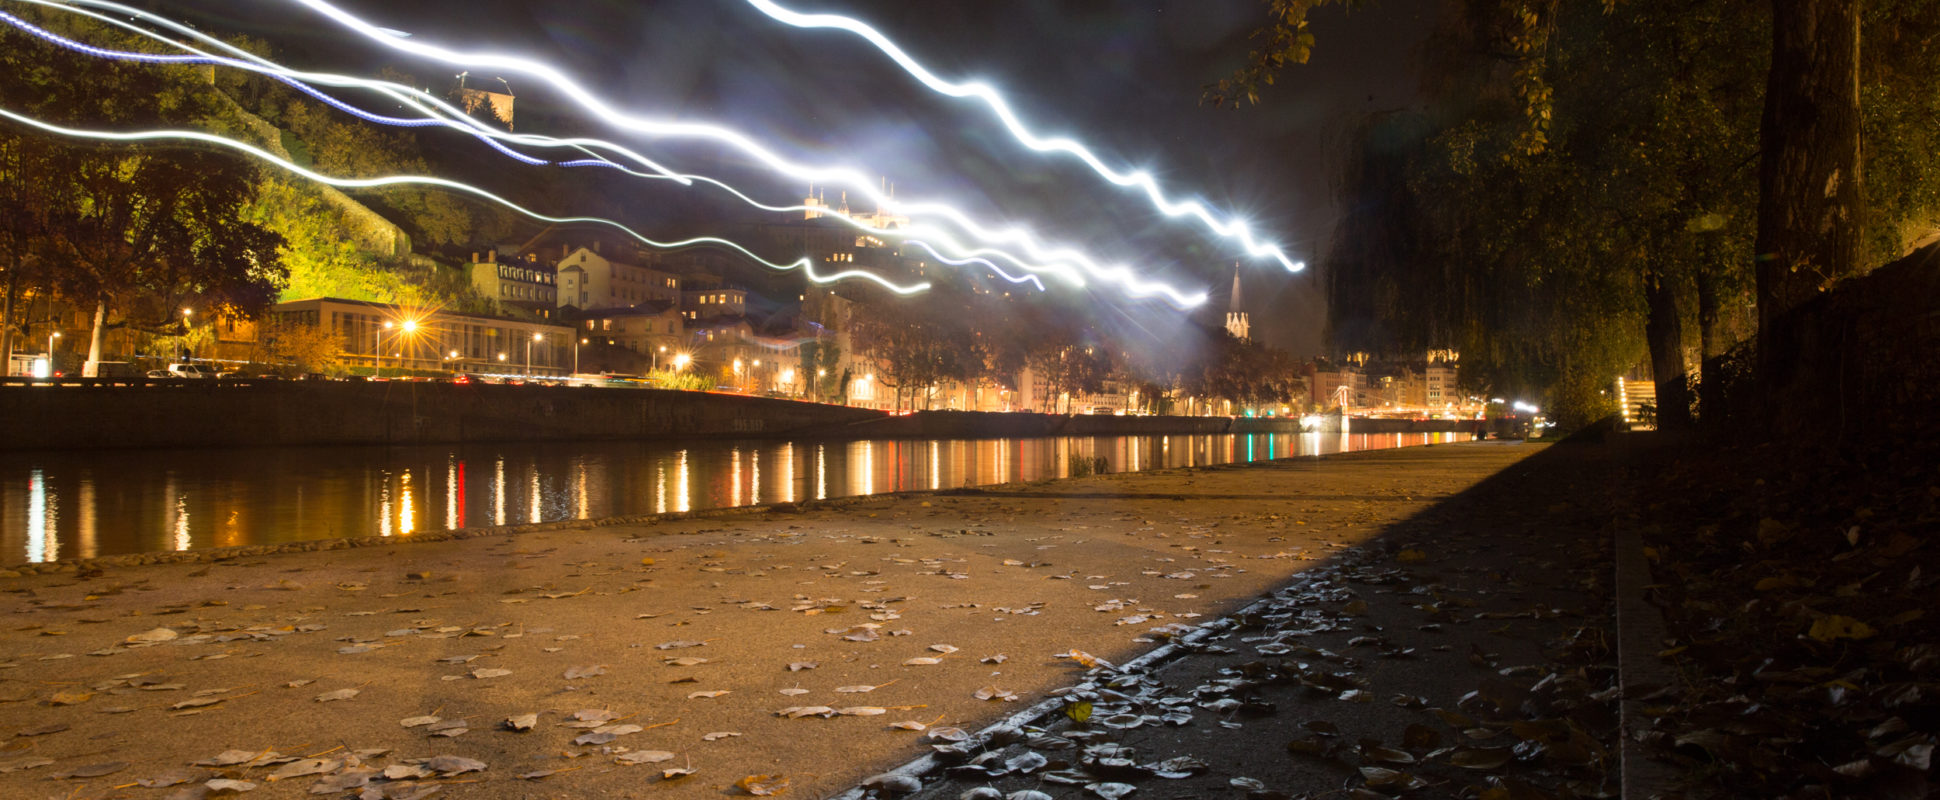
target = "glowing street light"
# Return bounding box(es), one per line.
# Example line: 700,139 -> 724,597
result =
526,332 -> 543,377
177,308 -> 192,363
43,330 -> 60,378
575,337 -> 588,374
671,352 -> 691,371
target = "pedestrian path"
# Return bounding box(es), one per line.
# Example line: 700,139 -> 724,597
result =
883,439 -> 1625,800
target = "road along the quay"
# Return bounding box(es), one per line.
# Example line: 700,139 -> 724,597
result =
0,442 -> 1551,800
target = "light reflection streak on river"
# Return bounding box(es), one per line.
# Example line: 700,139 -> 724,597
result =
0,433 -> 1468,561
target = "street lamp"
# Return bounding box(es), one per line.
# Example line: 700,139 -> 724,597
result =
671,352 -> 691,371
654,344 -> 666,372
575,337 -> 587,374
526,332 -> 542,377
45,331 -> 60,377
178,308 -> 192,362
378,321 -> 394,378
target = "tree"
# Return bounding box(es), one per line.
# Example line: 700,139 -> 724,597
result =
1754,0 -> 1861,372
0,131 -> 66,371
1217,0 -> 1894,426
850,291 -> 981,410
262,318 -> 345,375
0,9 -> 287,364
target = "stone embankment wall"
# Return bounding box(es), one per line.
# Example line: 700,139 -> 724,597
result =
1765,244 -> 1939,442
837,410 -> 1486,439
1,384 -> 1487,451
0,383 -> 885,450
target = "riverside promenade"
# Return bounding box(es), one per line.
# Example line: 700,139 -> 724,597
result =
0,440 -> 1621,799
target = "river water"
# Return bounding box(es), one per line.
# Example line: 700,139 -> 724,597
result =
1,431 -> 1468,562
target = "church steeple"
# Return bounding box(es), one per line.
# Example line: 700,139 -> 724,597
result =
1224,263 -> 1250,342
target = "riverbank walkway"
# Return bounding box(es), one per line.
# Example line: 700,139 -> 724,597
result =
0,439 -> 1629,799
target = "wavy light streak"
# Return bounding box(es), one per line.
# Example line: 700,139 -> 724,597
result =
743,0 -> 1305,274
0,105 -> 933,295
273,0 -> 1210,306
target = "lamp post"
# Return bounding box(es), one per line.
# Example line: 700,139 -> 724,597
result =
575,337 -> 587,374
653,345 -> 666,373
526,332 -> 543,377
179,308 -> 192,362
46,331 -> 59,377
377,321 -> 394,378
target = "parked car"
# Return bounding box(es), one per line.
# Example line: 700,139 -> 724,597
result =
166,363 -> 217,379
84,361 -> 139,378
146,369 -> 171,379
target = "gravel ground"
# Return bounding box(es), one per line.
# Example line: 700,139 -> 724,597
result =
0,441 -> 1550,800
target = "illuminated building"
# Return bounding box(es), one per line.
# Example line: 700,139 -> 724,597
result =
1225,264 -> 1250,343
468,250 -> 557,318
273,297 -> 573,376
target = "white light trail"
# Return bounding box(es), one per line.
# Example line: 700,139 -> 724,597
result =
271,0 -> 1210,307
0,105 -> 932,295
743,0 -> 1306,274
26,0 -> 1180,302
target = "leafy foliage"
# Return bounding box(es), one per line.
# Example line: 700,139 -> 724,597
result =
0,8 -> 286,356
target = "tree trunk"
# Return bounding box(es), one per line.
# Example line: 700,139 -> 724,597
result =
0,256 -> 17,375
1643,263 -> 1692,430
88,297 -> 107,365
1755,0 -> 1862,371
1696,268 -> 1723,362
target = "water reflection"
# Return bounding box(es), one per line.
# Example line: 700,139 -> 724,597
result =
1,432 -> 1470,560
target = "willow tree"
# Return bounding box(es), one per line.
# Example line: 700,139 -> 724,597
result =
1221,0 -> 1940,427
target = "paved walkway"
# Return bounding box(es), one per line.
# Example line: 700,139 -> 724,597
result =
0,441 -> 1608,800
891,438 -> 1624,800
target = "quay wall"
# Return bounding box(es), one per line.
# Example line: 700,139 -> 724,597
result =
0,381 -> 885,450
0,382 -> 1488,451
1763,244 -> 1940,443
826,410 -> 1486,439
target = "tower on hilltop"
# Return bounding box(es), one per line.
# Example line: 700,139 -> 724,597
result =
1225,263 -> 1250,342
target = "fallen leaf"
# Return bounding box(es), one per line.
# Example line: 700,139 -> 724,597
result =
1448,748 -> 1515,770
125,628 -> 179,645
204,778 -> 256,794
49,690 -> 92,706
426,755 -> 487,775
736,774 -> 790,795
1808,615 -> 1876,642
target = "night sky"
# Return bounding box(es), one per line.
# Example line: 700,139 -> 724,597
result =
170,0 -> 1440,355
